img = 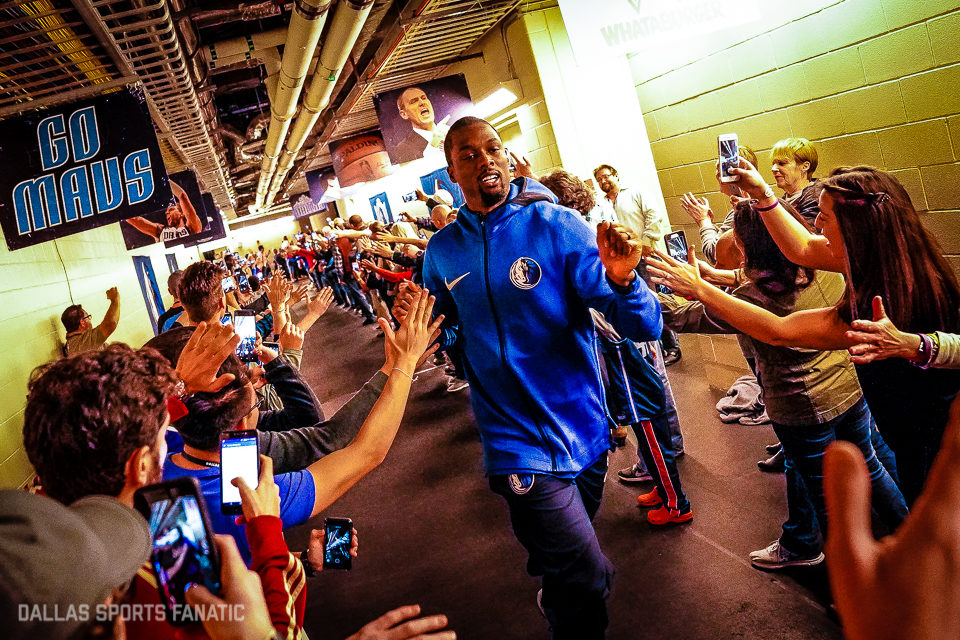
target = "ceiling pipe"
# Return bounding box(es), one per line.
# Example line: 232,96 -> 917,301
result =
203,27 -> 287,70
255,0 -> 334,209
265,0 -> 375,205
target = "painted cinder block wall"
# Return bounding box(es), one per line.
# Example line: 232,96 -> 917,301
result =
631,0 -> 960,389
0,205 -> 299,488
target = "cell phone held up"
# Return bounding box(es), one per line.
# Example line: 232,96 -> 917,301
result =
324,517 -> 354,570
219,429 -> 260,516
656,230 -> 689,296
232,309 -> 258,362
718,133 -> 739,183
134,478 -> 222,626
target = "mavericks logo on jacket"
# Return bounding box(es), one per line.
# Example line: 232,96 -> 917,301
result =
509,257 -> 541,290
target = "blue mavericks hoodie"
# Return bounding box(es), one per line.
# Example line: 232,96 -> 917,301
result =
422,177 -> 663,477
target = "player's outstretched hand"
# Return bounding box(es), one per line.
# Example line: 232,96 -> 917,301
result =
597,222 -> 642,287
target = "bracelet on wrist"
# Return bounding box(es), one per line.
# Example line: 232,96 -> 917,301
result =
755,198 -> 780,213
392,367 -> 418,382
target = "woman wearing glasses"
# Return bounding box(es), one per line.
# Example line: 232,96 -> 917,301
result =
647,162 -> 960,507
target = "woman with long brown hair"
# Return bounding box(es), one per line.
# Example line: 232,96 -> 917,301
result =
647,162 -> 960,505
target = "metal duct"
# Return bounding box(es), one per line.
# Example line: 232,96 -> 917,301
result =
265,0 -> 375,205
203,27 -> 286,70
255,0 -> 333,209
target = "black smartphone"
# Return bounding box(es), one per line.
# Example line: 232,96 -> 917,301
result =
402,191 -> 417,203
657,231 -> 689,295
220,429 -> 260,516
233,309 -> 257,362
323,517 -> 354,570
221,276 -> 237,293
134,478 -> 222,626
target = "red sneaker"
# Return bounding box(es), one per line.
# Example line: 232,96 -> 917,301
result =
636,489 -> 662,507
647,506 -> 693,526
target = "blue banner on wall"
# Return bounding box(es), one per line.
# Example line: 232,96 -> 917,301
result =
0,86 -> 171,251
369,192 -> 393,223
419,167 -> 464,208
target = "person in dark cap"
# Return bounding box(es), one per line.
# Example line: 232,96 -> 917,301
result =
0,489 -> 151,640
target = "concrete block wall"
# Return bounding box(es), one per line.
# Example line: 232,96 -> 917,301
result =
631,0 -> 960,389
0,224 -> 202,488
457,10 -> 562,176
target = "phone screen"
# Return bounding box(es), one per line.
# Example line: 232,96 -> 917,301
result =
233,312 -> 257,361
719,136 -> 739,180
220,432 -> 259,514
402,191 -> 417,202
137,484 -> 221,624
658,231 -> 689,295
666,231 -> 689,262
324,518 -> 353,570
221,276 -> 236,292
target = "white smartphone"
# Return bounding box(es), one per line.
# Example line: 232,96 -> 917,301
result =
718,133 -> 739,183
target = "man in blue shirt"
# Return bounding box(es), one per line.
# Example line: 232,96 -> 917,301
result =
397,116 -> 662,639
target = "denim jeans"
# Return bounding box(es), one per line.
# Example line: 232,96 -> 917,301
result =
343,277 -> 375,320
774,398 -> 908,556
490,454 -> 612,640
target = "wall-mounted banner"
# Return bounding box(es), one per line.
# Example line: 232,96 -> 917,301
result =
305,167 -> 337,203
373,74 -> 473,166
329,132 -> 391,188
184,193 -> 226,247
0,86 -> 171,251
419,167 -> 465,209
120,169 -> 208,250
369,192 -> 393,224
290,192 -> 322,219
557,0 -> 761,62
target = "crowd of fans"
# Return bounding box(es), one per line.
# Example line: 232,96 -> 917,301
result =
5,114 -> 960,640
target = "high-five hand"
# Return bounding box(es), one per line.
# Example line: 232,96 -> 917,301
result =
597,222 -> 641,287
824,395 -> 960,640
381,289 -> 444,373
176,322 -> 240,393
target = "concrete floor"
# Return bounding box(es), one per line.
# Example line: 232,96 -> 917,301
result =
284,304 -> 844,640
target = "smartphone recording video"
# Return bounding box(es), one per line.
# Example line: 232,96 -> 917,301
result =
134,479 -> 221,626
221,276 -> 237,293
220,430 -> 259,516
402,191 -> 417,203
324,517 -> 353,570
657,231 -> 689,295
719,134 -> 739,183
233,310 -> 257,362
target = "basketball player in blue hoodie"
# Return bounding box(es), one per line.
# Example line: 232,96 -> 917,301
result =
396,117 -> 663,639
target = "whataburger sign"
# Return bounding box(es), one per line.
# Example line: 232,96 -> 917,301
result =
0,86 -> 171,251
557,0 -> 760,61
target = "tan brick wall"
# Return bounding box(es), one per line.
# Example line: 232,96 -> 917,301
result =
631,0 -> 960,388
456,10 -> 562,177
0,225 -> 203,488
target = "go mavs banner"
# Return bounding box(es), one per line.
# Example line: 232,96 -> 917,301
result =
0,86 -> 170,251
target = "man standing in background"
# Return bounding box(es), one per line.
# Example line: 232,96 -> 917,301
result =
594,163 -> 682,365
61,287 -> 120,356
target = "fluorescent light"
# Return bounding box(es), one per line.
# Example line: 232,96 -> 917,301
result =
472,83 -> 520,118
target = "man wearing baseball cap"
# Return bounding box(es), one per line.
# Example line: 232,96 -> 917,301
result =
0,490 -> 151,640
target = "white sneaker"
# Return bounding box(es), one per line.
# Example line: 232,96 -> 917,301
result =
446,376 -> 468,392
749,540 -> 824,570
